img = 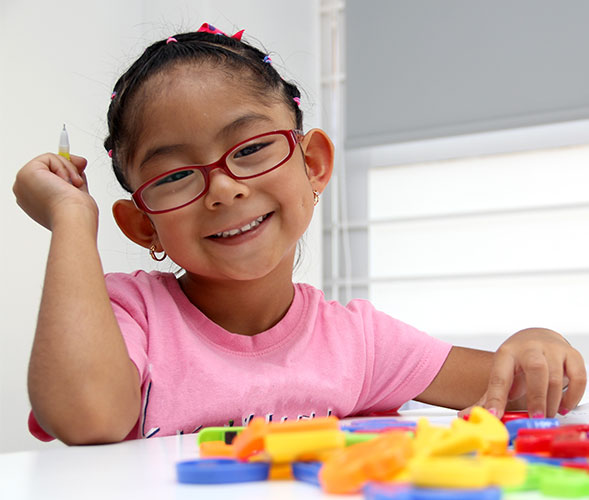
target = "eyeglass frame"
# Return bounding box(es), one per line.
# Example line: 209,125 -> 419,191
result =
132,129 -> 303,214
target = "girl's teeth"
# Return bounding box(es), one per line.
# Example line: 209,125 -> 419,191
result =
215,215 -> 266,238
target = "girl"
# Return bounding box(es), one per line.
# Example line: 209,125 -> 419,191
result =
13,24 -> 586,445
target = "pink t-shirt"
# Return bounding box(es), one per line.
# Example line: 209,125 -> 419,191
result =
29,270 -> 451,441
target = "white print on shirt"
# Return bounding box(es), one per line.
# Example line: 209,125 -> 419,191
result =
261,410 -> 334,424
237,409 -> 333,428
174,409 -> 334,436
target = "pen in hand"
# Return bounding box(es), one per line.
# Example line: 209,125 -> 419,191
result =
58,124 -> 70,160
56,124 -> 85,189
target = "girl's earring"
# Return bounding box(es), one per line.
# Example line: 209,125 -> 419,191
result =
313,190 -> 320,206
149,244 -> 167,262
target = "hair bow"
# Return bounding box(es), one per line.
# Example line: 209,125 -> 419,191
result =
197,22 -> 244,41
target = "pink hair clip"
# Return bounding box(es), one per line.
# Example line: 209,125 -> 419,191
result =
166,37 -> 178,44
110,91 -> 117,100
293,97 -> 301,107
263,55 -> 272,64
232,29 -> 245,41
197,22 -> 244,40
108,149 -> 113,158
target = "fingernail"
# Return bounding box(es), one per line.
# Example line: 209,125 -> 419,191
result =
532,412 -> 545,419
558,406 -> 570,416
487,408 -> 498,417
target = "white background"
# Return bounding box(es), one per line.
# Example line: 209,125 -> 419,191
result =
0,0 -> 322,452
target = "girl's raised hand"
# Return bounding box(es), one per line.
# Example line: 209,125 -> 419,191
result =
13,153 -> 98,230
468,328 -> 586,418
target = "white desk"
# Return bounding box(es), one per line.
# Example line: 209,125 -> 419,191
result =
0,432 -> 354,500
1,407 -> 586,500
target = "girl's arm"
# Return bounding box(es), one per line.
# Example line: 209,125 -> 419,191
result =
13,154 -> 141,444
416,328 -> 587,418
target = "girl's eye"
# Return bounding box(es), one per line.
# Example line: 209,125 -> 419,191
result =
153,169 -> 194,186
233,141 -> 271,159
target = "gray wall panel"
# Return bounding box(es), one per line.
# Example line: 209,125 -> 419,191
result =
346,0 -> 589,147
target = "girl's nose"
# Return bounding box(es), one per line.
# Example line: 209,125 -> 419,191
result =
203,167 -> 250,208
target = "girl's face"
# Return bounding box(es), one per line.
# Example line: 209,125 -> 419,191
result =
123,65 -> 320,282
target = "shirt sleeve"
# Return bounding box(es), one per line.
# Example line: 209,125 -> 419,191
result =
351,300 -> 452,413
105,273 -> 150,385
28,411 -> 55,442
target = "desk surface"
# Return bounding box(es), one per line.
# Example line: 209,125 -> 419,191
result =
2,407 -> 588,500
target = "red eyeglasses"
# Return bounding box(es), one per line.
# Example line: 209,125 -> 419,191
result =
132,129 -> 302,214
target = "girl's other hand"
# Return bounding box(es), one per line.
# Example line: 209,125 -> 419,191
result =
13,153 -> 98,230
463,328 -> 586,419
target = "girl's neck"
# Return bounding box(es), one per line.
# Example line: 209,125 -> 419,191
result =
178,263 -> 296,336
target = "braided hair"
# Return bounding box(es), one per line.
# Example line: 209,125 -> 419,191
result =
104,30 -> 303,193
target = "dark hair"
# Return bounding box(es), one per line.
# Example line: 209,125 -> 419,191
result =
104,30 -> 303,192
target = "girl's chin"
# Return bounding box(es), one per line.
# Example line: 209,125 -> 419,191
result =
181,262 -> 282,283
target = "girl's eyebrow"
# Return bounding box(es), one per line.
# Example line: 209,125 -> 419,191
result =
216,113 -> 274,139
138,113 -> 274,168
139,144 -> 187,169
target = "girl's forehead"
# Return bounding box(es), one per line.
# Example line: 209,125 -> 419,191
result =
138,64 -> 287,129
145,63 -> 266,105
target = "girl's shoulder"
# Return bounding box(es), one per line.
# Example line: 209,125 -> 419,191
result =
295,282 -> 434,339
294,282 -> 379,318
295,282 -> 373,306
106,269 -> 176,287
105,270 -> 180,302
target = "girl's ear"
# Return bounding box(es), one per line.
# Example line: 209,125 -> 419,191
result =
112,199 -> 158,250
300,128 -> 334,193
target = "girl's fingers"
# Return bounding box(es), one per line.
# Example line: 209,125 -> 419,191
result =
78,171 -> 90,193
45,155 -> 70,181
458,398 -> 482,418
481,350 -> 515,419
507,370 -> 527,401
521,349 -> 549,418
457,407 -> 470,418
61,156 -> 85,187
560,351 -> 587,414
544,356 -> 565,417
68,155 -> 89,189
47,155 -> 85,187
69,154 -> 88,171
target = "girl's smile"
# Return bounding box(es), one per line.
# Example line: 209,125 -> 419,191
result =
207,212 -> 272,241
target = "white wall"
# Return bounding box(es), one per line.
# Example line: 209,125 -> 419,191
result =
363,121 -> 589,356
0,0 -> 321,452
